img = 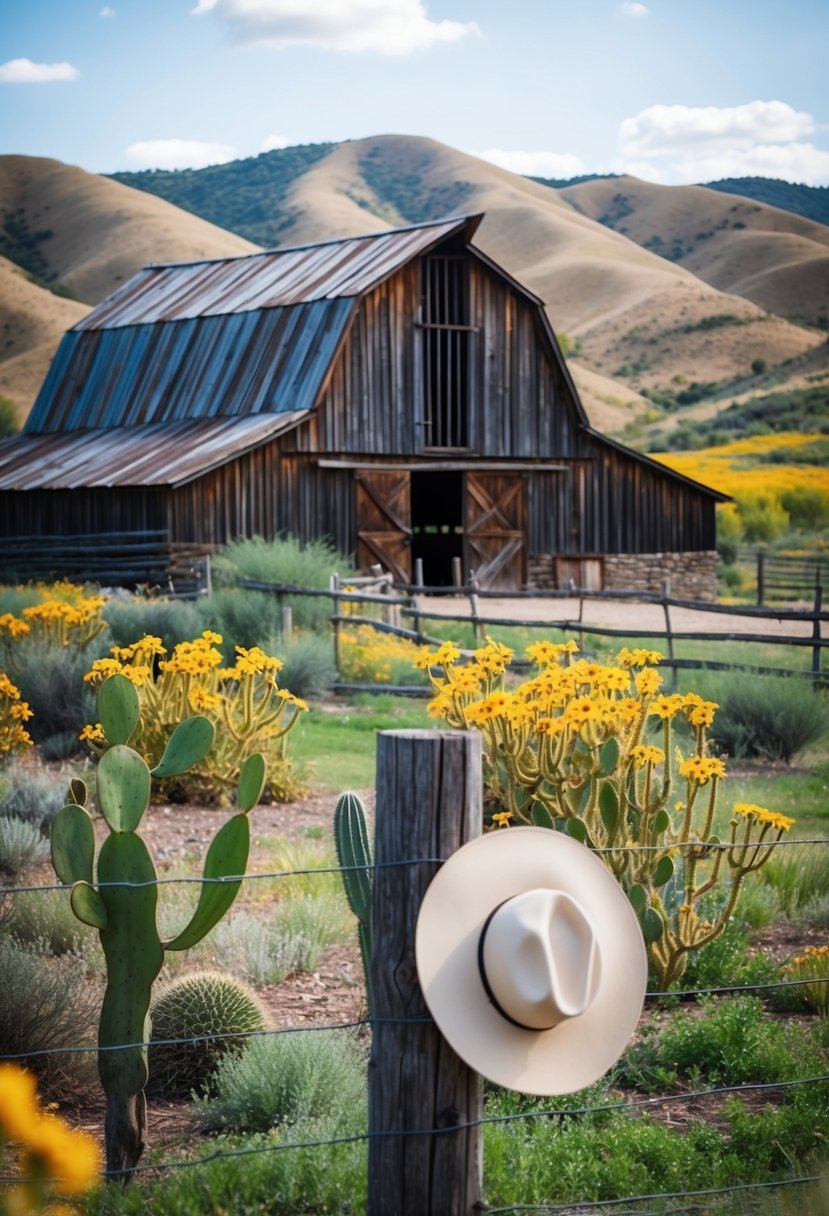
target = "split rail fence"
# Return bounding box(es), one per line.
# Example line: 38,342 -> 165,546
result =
241,575 -> 829,689
1,731 -> 828,1214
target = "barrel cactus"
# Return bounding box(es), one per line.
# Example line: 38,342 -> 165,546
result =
49,674 -> 267,1177
148,970 -> 267,1099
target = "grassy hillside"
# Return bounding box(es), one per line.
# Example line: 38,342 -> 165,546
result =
704,177 -> 829,226
559,176 -> 829,328
109,143 -> 334,247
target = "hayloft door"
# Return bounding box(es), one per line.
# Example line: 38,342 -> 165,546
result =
465,473 -> 526,589
355,469 -> 412,582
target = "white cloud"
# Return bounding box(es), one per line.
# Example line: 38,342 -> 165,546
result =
477,148 -> 586,179
192,0 -> 480,55
124,139 -> 240,169
260,133 -> 292,152
620,2 -> 648,16
616,100 -> 829,185
0,57 -> 79,83
100,6 -> 116,16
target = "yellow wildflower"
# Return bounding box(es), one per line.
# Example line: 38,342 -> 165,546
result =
631,744 -> 665,767
680,755 -> 727,784
491,810 -> 513,828
634,668 -> 663,696
733,802 -> 795,832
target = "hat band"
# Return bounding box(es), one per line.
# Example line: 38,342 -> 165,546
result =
477,899 -> 559,1032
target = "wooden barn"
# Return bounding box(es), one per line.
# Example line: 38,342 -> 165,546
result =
0,214 -> 726,596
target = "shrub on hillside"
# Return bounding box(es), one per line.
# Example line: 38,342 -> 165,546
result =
735,493 -> 790,543
779,485 -> 829,530
716,502 -> 742,564
709,673 -> 829,762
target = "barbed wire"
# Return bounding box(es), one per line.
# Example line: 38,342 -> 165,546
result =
2,1075 -> 827,1187
1,974 -> 825,1065
486,1171 -> 829,1214
2,835 -> 827,896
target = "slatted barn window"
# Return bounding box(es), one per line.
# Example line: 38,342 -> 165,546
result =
421,255 -> 470,449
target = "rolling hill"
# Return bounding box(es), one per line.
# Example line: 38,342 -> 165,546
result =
560,175 -> 829,327
1,139 -> 827,435
0,155 -> 258,418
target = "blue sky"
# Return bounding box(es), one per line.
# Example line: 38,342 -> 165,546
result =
2,0 -> 828,184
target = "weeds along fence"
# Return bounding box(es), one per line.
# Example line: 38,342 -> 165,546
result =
2,731 -> 829,1214
240,576 -> 829,690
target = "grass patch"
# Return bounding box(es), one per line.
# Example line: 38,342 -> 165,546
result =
291,700 -> 431,791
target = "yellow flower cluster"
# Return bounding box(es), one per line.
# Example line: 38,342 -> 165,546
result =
0,671 -> 33,757
83,632 -> 307,802
341,623 -> 427,684
783,944 -> 829,1012
0,1063 -> 101,1200
417,636 -> 796,990
0,591 -> 108,649
732,802 -> 795,833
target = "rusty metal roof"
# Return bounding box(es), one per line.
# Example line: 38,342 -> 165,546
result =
0,414 -> 307,490
26,296 -> 355,433
75,216 -> 480,331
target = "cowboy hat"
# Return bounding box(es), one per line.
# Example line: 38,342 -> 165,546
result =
415,826 -> 647,1095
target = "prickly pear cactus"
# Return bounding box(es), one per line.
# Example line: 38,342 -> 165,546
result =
333,791 -> 373,1010
50,674 -> 267,1178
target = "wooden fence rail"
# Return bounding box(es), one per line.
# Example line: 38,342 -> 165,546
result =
242,578 -> 829,686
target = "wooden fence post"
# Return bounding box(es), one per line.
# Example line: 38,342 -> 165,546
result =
757,552 -> 765,606
661,579 -> 675,684
369,730 -> 484,1216
812,585 -> 823,682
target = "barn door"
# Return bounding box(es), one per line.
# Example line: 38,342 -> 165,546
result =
465,473 -> 526,589
355,470 -> 412,582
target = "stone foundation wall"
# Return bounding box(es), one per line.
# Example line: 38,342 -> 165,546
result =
528,551 -> 719,602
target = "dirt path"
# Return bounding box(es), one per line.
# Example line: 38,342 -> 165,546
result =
417,594 -> 824,641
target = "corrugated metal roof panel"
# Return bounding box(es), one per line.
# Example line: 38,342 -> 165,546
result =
74,217 -> 474,330
26,297 -> 355,433
0,414 -> 308,491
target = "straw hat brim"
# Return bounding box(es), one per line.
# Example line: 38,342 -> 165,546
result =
415,826 -> 648,1095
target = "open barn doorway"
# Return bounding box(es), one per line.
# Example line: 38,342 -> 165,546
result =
411,471 -> 463,586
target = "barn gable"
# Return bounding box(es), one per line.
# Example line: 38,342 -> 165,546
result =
0,214 -> 726,597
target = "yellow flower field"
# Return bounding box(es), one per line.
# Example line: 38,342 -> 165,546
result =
652,432 -> 829,499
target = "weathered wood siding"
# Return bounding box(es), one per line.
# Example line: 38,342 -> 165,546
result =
0,488 -> 165,536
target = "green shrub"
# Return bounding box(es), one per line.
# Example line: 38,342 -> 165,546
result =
762,845 -> 829,917
273,631 -> 337,699
0,395 -> 19,438
196,588 -> 284,660
736,493 -> 790,543
680,918 -> 780,993
716,502 -> 742,565
709,673 -> 829,762
0,760 -> 69,830
658,994 -> 823,1085
8,888 -> 95,958
0,934 -> 99,1100
212,891 -> 352,984
192,1030 -> 366,1133
103,596 -> 203,653
3,639 -> 106,755
148,970 -> 267,1099
779,486 -> 829,529
0,815 -> 50,874
212,534 -> 352,631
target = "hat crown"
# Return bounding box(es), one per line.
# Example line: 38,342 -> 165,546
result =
481,888 -> 602,1030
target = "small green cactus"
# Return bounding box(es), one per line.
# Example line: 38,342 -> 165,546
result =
333,791 -> 373,1010
148,970 -> 267,1099
50,674 -> 267,1177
